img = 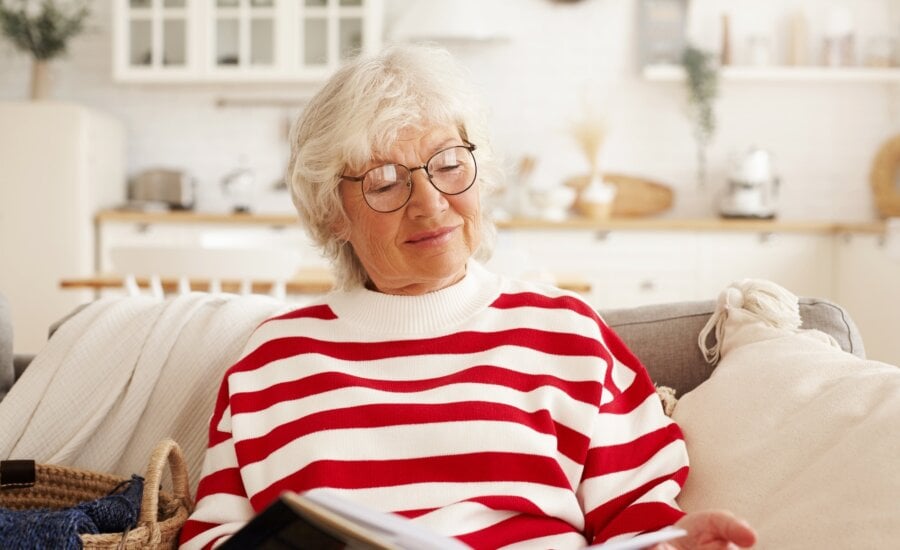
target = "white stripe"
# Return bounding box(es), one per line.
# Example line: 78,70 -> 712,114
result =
229,345 -> 607,395
599,387 -> 615,407
240,420 -> 561,495
608,355 -> 638,394
414,500 -> 518,537
215,404 -> 232,433
190,493 -> 255,523
580,439 -> 687,512
592,394 -> 674,447
232,382 -> 598,441
202,438 -> 239,472
632,478 -> 683,508
249,299 -> 602,346
498,531 -> 588,550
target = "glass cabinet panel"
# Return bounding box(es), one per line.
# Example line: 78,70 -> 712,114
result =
162,18 -> 187,65
250,18 -> 274,65
125,0 -> 188,69
339,17 -> 363,60
216,18 -> 240,65
212,0 -> 277,69
116,0 -> 380,81
129,19 -> 152,66
303,18 -> 328,65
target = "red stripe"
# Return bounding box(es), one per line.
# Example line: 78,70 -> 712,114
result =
597,320 -> 645,375
490,292 -> 598,321
207,377 -> 233,447
396,494 -> 549,520
230,364 -> 601,415
598,367 -> 656,415
228,328 -> 609,376
234,401 -> 592,465
249,452 -> 572,510
195,466 -> 246,501
263,303 -> 337,323
457,512 -> 578,549
583,424 -> 684,478
592,501 -> 685,543
584,466 -> 689,540
178,519 -> 222,548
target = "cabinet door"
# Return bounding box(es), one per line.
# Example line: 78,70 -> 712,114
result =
698,232 -> 834,301
98,221 -> 324,280
113,0 -> 198,80
835,234 -> 900,365
114,0 -> 383,82
486,230 -> 699,309
209,0 -> 278,75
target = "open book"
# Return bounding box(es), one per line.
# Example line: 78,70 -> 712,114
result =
219,488 -> 686,550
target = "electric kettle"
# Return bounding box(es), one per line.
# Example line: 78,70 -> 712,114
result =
719,147 -> 780,219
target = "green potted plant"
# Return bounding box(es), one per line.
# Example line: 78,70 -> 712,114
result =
0,0 -> 91,100
681,44 -> 720,189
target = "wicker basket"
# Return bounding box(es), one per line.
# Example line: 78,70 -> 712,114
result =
0,439 -> 193,549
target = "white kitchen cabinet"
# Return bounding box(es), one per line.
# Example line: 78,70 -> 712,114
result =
834,233 -> 900,365
489,228 -> 834,310
698,232 -> 835,300
97,219 -> 328,280
113,0 -> 383,82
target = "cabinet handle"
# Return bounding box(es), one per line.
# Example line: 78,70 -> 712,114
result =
639,279 -> 655,292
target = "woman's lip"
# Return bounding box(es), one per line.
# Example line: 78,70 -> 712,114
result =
405,226 -> 458,244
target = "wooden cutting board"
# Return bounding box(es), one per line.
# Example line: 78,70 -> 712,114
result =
565,173 -> 674,218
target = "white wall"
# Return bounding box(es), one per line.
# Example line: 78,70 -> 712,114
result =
0,0 -> 898,220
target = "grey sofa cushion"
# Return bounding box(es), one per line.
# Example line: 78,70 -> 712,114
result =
0,293 -> 14,401
601,297 -> 865,397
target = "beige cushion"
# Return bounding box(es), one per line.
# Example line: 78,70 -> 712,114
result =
672,286 -> 900,549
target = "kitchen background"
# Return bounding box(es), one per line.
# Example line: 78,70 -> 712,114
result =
2,0 -> 900,361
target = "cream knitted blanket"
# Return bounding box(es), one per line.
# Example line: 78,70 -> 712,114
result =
0,292 -> 289,493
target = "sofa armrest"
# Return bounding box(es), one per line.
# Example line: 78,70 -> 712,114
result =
600,297 -> 865,397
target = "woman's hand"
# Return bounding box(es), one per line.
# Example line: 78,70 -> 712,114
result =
652,510 -> 757,550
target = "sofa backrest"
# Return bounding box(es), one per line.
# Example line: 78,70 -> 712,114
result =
601,297 -> 866,397
0,293 -> 14,401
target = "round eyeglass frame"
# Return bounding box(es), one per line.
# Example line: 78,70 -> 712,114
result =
340,142 -> 478,213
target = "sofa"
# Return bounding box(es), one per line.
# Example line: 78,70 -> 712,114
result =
0,293 -> 865,407
0,286 -> 896,549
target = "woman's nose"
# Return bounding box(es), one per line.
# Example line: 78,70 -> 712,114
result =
405,169 -> 447,216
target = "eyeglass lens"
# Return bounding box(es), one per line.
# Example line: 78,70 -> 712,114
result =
361,145 -> 476,212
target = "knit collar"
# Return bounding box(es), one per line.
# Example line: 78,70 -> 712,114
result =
327,261 -> 501,335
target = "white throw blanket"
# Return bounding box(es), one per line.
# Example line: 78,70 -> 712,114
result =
0,292 -> 290,493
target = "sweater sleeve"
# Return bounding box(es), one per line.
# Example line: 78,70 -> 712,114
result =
578,318 -> 689,545
179,375 -> 254,550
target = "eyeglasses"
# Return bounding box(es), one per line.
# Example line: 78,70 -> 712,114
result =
341,143 -> 477,213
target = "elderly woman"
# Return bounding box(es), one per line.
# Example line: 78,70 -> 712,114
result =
180,45 -> 755,550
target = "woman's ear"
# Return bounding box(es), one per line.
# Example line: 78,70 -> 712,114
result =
329,212 -> 350,240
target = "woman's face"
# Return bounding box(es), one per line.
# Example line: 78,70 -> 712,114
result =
337,123 -> 482,295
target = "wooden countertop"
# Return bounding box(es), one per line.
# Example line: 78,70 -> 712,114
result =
60,271 -> 592,295
95,209 -> 886,234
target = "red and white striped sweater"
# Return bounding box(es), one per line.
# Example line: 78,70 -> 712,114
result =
179,262 -> 688,549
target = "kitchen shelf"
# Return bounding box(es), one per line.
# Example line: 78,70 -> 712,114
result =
94,209 -> 886,235
643,64 -> 900,83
